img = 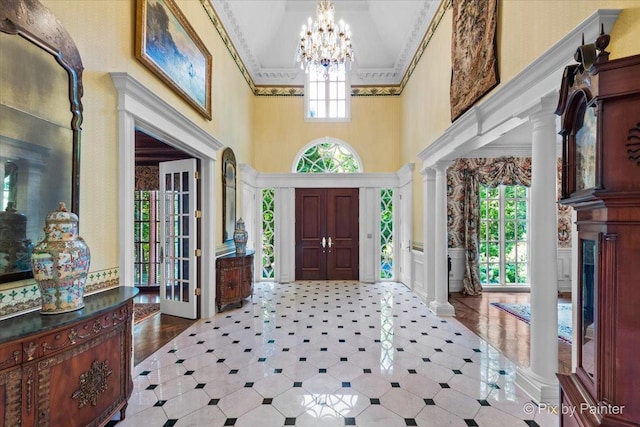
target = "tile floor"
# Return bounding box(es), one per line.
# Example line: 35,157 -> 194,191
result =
117,281 -> 559,426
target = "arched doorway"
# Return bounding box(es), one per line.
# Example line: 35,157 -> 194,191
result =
293,138 -> 361,280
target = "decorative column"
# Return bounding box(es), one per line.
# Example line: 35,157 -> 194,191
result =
422,167 -> 436,303
516,99 -> 559,404
429,161 -> 455,316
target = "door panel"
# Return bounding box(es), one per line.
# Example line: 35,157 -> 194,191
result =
159,159 -> 198,319
327,188 -> 359,280
295,188 -> 358,280
295,189 -> 327,280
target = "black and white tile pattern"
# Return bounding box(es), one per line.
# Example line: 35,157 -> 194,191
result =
119,282 -> 558,426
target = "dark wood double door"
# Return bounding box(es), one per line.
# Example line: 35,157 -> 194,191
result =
295,188 -> 359,280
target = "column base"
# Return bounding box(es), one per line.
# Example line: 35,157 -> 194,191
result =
429,300 -> 455,317
516,366 -> 559,405
414,288 -> 431,304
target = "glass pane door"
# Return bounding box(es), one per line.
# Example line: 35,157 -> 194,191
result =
159,159 -> 198,319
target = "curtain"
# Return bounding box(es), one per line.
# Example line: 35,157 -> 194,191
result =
462,157 -> 532,295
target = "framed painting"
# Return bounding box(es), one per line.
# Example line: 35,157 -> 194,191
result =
135,0 -> 212,120
450,0 -> 499,122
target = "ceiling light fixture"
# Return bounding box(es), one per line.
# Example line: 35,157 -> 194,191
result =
295,0 -> 354,78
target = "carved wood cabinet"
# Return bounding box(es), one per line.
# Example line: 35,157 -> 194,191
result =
216,251 -> 254,312
0,287 -> 138,427
556,48 -> 640,426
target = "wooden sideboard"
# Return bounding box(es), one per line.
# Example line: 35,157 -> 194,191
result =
216,251 -> 254,312
0,286 -> 138,427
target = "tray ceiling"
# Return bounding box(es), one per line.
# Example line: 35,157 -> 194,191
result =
209,0 -> 443,87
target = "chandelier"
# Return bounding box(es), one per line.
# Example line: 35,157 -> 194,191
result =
295,0 -> 354,78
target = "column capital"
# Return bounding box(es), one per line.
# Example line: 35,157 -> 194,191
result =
517,92 -> 558,124
421,166 -> 436,180
434,159 -> 454,174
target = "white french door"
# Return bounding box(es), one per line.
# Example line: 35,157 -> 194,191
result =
159,159 -> 198,319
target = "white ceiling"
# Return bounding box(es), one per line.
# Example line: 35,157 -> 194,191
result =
210,0 -> 442,86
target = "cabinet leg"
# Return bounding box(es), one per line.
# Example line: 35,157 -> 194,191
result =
120,403 -> 128,420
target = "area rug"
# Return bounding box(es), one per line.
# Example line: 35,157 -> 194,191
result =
133,302 -> 160,325
490,302 -> 573,344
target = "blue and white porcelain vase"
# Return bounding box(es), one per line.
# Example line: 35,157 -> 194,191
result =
233,218 -> 248,255
31,202 -> 91,314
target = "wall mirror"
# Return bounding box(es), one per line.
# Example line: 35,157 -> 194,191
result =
0,0 -> 83,284
222,148 -> 236,243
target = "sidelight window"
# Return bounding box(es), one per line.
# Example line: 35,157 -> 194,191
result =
380,189 -> 393,279
261,188 -> 275,279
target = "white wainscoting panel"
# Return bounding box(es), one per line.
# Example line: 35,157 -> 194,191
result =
556,248 -> 572,294
411,247 -> 573,297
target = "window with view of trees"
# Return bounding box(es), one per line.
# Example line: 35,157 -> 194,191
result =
134,190 -> 160,287
295,141 -> 360,173
306,63 -> 350,120
479,184 -> 529,285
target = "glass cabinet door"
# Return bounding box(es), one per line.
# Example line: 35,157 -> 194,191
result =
578,236 -> 597,388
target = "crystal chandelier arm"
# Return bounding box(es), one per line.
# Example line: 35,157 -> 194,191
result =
295,0 -> 353,77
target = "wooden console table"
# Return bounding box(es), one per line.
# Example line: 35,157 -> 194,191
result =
0,286 -> 138,427
216,251 -> 254,312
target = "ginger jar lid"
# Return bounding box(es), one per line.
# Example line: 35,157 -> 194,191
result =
45,202 -> 78,224
0,202 -> 27,221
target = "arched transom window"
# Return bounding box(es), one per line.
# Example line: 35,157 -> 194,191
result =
294,138 -> 362,173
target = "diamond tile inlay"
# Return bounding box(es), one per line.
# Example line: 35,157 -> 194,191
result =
126,281 -> 558,427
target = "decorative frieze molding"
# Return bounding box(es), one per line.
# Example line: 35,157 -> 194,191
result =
0,268 -> 119,319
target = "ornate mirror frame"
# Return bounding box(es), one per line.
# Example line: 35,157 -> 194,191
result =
0,0 -> 83,283
221,148 -> 236,243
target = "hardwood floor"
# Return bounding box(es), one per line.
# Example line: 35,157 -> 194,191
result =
450,291 -> 572,374
133,292 -> 194,365
132,288 -> 572,374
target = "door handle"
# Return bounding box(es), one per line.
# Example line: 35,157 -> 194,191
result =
328,237 -> 332,248
159,246 -> 164,264
321,237 -> 326,248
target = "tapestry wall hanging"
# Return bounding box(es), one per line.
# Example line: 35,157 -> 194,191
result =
450,0 -> 499,121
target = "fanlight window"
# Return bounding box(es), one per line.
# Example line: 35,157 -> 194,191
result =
295,141 -> 361,173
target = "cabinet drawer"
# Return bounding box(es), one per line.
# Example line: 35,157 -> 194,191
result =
0,342 -> 22,371
38,305 -> 130,358
216,258 -> 246,269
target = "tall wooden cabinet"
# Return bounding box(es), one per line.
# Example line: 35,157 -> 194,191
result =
0,287 -> 138,427
216,251 -> 254,312
556,32 -> 639,426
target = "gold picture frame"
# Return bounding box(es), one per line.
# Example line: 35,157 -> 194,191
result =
135,0 -> 212,120
221,148 -> 236,243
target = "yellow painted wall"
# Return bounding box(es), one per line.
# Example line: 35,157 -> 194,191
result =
401,1 -> 640,245
253,95 -> 401,173
4,0 -> 638,290
39,0 -> 253,273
